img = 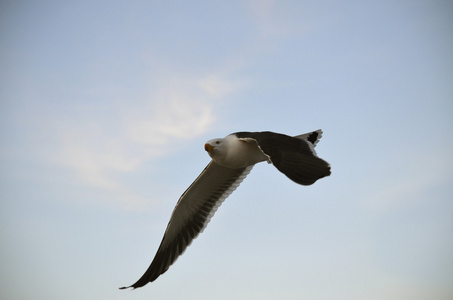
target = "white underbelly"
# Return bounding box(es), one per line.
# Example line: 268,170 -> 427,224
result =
216,141 -> 269,169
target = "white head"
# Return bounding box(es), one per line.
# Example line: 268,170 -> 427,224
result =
204,134 -> 267,168
204,137 -> 227,162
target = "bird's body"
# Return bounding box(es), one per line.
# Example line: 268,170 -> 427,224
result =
205,134 -> 269,168
121,130 -> 331,289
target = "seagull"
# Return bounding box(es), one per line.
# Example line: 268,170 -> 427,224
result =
120,130 -> 331,289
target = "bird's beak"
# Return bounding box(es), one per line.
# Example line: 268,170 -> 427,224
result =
204,143 -> 214,152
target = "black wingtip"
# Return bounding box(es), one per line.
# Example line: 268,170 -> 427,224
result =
119,286 -> 132,290
306,131 -> 320,145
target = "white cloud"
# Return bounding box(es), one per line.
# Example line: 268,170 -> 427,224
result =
198,75 -> 238,98
56,129 -> 141,190
125,98 -> 214,146
51,72 -> 244,208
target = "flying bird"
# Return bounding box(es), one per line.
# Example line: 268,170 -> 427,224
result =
120,130 -> 331,289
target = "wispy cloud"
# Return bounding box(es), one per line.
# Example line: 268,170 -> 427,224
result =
124,95 -> 214,147
49,71 -> 245,208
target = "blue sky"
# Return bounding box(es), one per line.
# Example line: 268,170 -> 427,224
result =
1,1 -> 452,299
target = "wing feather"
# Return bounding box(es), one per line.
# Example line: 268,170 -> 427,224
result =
120,161 -> 253,289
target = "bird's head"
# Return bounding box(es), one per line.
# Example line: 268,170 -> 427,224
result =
204,138 -> 226,161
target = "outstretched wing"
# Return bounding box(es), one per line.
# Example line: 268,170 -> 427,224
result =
120,161 -> 253,289
234,131 -> 331,185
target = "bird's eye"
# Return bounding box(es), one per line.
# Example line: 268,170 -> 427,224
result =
216,141 -> 220,144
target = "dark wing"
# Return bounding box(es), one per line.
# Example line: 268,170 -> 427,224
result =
235,131 -> 331,185
120,161 -> 253,289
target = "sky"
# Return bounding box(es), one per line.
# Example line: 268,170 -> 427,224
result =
1,0 -> 452,299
